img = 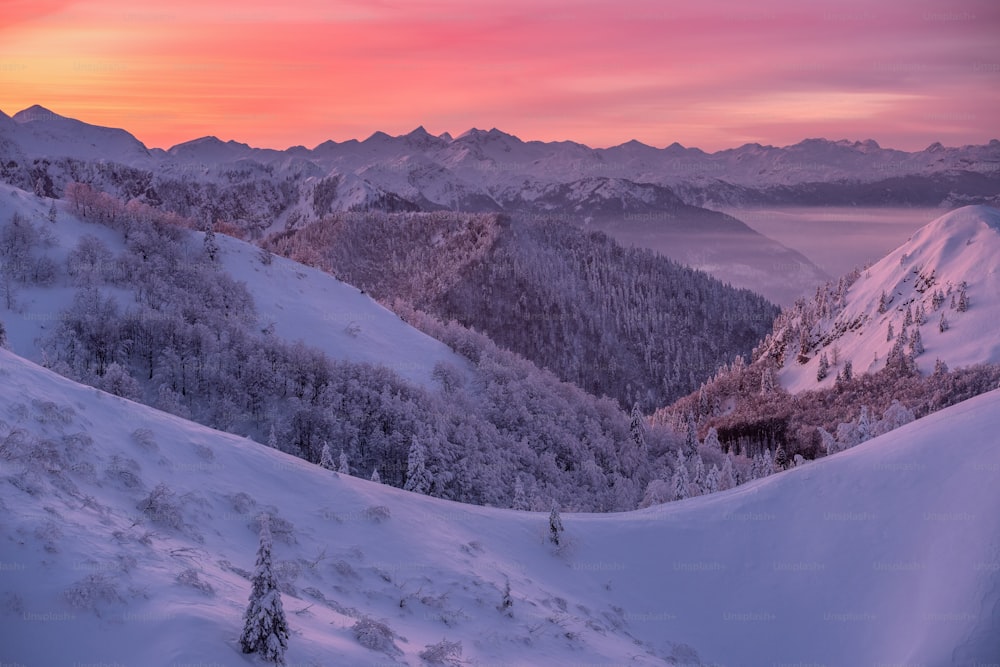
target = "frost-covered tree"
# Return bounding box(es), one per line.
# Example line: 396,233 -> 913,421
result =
719,456 -> 736,491
622,403 -> 648,475
877,291 -> 888,314
639,479 -> 671,508
338,450 -> 350,475
403,437 -> 432,495
704,465 -> 720,494
319,442 -> 336,471
0,319 -> 6,347
512,477 -> 529,511
240,515 -> 290,665
203,227 -> 219,262
670,450 -> 690,500
939,313 -> 950,332
683,412 -> 699,456
371,467 -> 381,484
818,427 -> 839,456
816,352 -> 829,381
548,506 -> 564,546
909,327 -> 924,356
957,285 -> 969,312
886,322 -> 894,342
703,426 -> 722,453
267,426 -> 278,450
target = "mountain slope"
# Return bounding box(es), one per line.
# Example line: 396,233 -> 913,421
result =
759,205 -> 1000,392
1,348 -> 997,665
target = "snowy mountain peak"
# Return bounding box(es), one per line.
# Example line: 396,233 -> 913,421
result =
12,104 -> 64,123
766,205 -> 1000,392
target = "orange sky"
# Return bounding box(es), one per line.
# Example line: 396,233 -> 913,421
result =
1,0 -> 997,151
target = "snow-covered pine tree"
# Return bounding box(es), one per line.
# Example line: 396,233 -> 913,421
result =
703,426 -> 722,453
623,403 -> 649,474
319,442 -> 336,471
403,437 -> 432,495
939,313 -> 949,332
548,506 -> 564,546
818,427 -> 838,456
691,454 -> 705,495
240,515 -> 290,665
886,322 -> 894,342
670,449 -> 690,500
203,227 -> 219,262
817,352 -> 829,381
371,467 -> 381,483
704,465 -> 720,494
498,577 -> 513,615
338,450 -> 350,475
958,285 -> 969,312
683,412 -> 698,456
909,327 -> 924,356
267,426 -> 277,450
719,456 -> 736,491
877,291 -> 888,314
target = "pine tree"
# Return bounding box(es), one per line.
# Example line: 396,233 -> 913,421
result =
670,449 -> 690,500
319,442 -> 336,470
338,450 -> 350,475
371,467 -> 381,483
683,412 -> 698,456
818,427 -> 839,455
719,456 -> 736,491
624,403 -> 649,474
703,427 -> 722,453
816,352 -> 829,381
909,327 -> 924,356
933,358 -> 948,376
856,406 -> 871,443
204,227 -> 219,262
886,322 -> 894,342
403,437 -> 432,495
691,454 -> 705,495
704,465 -> 720,494
548,506 -> 564,546
957,286 -> 969,312
939,313 -> 949,333
877,290 -> 888,314
240,515 -> 290,665
773,445 -> 788,471
267,426 -> 277,450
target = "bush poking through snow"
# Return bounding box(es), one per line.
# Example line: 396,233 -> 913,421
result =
176,568 -> 215,596
352,616 -> 400,655
136,483 -> 183,529
64,573 -> 124,614
419,638 -> 463,665
362,505 -> 391,523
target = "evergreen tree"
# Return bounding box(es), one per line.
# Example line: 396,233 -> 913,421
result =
337,450 -> 350,475
856,406 -> 871,443
267,426 -> 277,450
403,437 -> 432,494
670,449 -> 690,500
319,442 -> 336,471
203,227 -> 219,262
816,352 -> 829,381
240,515 -> 290,665
683,412 -> 698,456
371,467 -> 381,483
623,403 -> 649,474
691,454 -> 706,495
877,291 -> 888,314
957,286 -> 969,312
703,426 -> 722,453
704,465 -> 720,494
933,358 -> 949,376
886,322 -> 894,342
548,506 -> 564,546
639,479 -> 671,507
0,319 -> 6,347
773,445 -> 788,470
909,327 -> 924,356
939,313 -> 949,332
818,427 -> 839,456
719,456 -> 736,491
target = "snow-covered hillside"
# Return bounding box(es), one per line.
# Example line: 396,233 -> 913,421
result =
766,205 -> 1000,392
0,182 -> 467,388
1,347 -> 997,666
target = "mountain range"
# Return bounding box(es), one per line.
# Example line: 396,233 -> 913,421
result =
3,105 -> 998,304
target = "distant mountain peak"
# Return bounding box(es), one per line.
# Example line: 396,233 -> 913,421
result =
12,104 -> 64,123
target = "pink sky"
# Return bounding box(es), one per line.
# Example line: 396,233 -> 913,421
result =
1,0 -> 997,151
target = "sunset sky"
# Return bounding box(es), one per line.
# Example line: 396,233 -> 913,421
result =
1,0 -> 997,151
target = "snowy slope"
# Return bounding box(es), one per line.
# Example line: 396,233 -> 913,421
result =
0,181 -> 466,388
775,205 -> 1000,392
1,347 -> 997,666
212,231 -> 468,387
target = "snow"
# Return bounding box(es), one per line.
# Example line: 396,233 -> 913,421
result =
211,231 -> 470,387
780,205 -> 1000,392
1,347 -> 997,665
0,181 -> 468,389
